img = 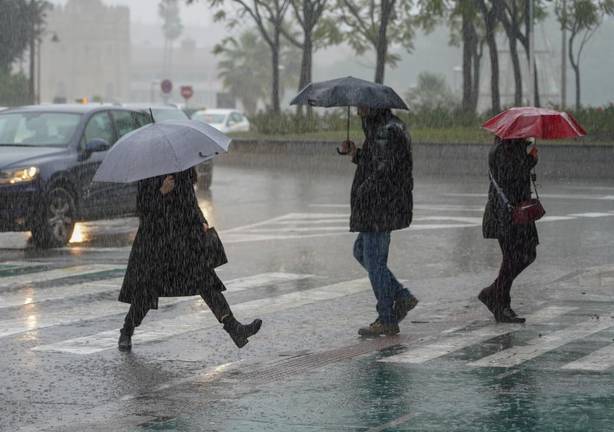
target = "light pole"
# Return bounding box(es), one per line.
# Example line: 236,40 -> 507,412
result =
561,0 -> 567,109
36,31 -> 60,104
528,0 -> 535,106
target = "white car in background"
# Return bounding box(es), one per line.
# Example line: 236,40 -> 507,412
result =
191,109 -> 250,133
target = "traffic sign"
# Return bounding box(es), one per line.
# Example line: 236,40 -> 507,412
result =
180,85 -> 194,100
161,79 -> 173,94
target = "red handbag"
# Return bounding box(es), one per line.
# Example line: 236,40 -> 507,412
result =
490,170 -> 546,225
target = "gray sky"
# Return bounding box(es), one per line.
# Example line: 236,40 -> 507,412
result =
49,0 -> 214,26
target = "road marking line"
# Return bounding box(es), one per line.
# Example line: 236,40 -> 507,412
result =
0,277 -> 125,308
568,212 -> 614,218
0,264 -> 121,289
561,344 -> 614,371
365,413 -> 417,432
413,216 -> 483,224
468,316 -> 614,368
379,306 -> 576,365
33,278 -> 371,354
0,273 -> 313,339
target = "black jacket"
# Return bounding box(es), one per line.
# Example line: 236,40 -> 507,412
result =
350,112 -> 413,232
482,139 -> 539,244
119,169 -> 225,309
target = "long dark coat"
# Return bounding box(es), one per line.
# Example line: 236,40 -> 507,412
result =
119,168 -> 225,310
482,139 -> 539,245
350,111 -> 413,232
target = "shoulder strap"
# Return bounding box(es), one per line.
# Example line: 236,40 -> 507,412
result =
489,170 -> 513,210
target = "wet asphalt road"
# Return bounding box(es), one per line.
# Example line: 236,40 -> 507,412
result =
1,158 -> 614,431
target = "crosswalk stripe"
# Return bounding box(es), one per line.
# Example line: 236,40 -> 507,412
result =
561,344 -> 614,371
33,278 -> 371,354
468,316 -> 614,368
0,273 -> 313,339
379,306 -> 577,365
0,264 -> 122,289
0,278 -> 125,308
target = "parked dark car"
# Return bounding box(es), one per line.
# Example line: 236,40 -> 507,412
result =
121,104 -> 214,191
0,104 -> 156,248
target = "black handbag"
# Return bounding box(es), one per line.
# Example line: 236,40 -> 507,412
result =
490,170 -> 546,225
200,227 -> 228,268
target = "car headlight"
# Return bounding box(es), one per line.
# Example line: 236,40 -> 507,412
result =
0,167 -> 40,185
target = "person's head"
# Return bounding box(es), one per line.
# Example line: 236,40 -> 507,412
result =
357,106 -> 370,118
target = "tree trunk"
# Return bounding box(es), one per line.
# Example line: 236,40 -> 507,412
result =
374,0 -> 393,84
472,40 -> 484,113
569,33 -> 581,109
508,34 -> 522,106
271,30 -> 281,113
573,63 -> 580,110
461,1 -> 476,113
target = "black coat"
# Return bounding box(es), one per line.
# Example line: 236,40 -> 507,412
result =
350,112 -> 413,232
119,169 -> 225,310
482,140 -> 539,245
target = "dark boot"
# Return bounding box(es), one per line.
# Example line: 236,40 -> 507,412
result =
223,316 -> 262,348
358,320 -> 399,337
478,286 -> 498,316
118,328 -> 132,352
495,306 -> 526,324
394,295 -> 419,323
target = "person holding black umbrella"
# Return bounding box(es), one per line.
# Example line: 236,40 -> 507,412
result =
340,106 -> 419,336
117,167 -> 262,351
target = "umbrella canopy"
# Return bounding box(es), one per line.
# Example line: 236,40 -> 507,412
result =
290,76 -> 409,110
93,119 -> 231,183
482,107 -> 587,140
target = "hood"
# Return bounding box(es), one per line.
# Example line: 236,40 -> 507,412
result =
0,146 -> 66,170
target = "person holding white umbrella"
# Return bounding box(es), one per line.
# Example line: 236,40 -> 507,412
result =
94,117 -> 262,351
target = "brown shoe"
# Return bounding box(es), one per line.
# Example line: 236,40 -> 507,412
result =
358,320 -> 400,337
395,295 -> 419,323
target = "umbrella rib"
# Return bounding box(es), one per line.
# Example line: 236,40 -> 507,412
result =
160,125 -> 181,171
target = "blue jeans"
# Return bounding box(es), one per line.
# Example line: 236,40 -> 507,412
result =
353,232 -> 412,325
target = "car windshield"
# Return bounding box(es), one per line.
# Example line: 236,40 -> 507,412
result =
152,108 -> 189,121
0,112 -> 82,147
194,113 -> 226,124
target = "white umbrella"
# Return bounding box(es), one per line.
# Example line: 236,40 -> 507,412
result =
93,119 -> 231,183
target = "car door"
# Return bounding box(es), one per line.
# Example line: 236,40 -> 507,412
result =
76,110 -> 119,219
108,110 -> 152,214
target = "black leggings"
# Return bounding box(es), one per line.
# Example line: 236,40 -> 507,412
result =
122,287 -> 232,336
489,238 -> 537,307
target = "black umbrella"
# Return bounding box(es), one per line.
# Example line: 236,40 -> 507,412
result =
290,76 -> 409,153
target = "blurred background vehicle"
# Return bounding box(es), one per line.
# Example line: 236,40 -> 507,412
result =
0,104 -> 150,248
191,109 -> 250,134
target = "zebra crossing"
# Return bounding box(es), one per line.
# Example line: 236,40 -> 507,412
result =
1,261 -> 613,374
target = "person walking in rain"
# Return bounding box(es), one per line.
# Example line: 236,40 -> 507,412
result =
340,107 -> 419,336
479,137 -> 540,323
117,167 -> 262,351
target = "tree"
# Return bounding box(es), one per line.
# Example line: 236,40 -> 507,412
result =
214,30 -> 300,115
159,0 -> 184,77
281,0 -> 341,100
0,0 -> 32,73
406,72 -> 459,111
556,0 -> 614,109
337,0 -> 417,83
188,0 -> 291,113
476,0 -> 502,113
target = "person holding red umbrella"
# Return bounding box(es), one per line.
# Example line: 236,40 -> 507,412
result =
479,107 -> 586,323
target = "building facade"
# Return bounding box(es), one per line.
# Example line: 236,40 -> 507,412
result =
39,0 -> 130,103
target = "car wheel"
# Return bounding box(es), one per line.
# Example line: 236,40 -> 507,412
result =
31,186 -> 76,248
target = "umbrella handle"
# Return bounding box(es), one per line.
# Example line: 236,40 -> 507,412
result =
337,147 -> 349,155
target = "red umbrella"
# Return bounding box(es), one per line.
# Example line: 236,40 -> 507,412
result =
482,107 -> 587,140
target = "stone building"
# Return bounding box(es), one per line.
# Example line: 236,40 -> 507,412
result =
39,0 -> 130,103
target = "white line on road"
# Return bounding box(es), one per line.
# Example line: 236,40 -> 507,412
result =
33,277 -> 371,354
0,273 -> 313,339
0,264 -> 122,289
0,277 -> 125,308
379,306 -> 577,365
561,344 -> 614,371
468,316 -> 614,368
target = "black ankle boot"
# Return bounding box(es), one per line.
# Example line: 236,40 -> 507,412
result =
222,316 -> 262,348
118,328 -> 132,352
